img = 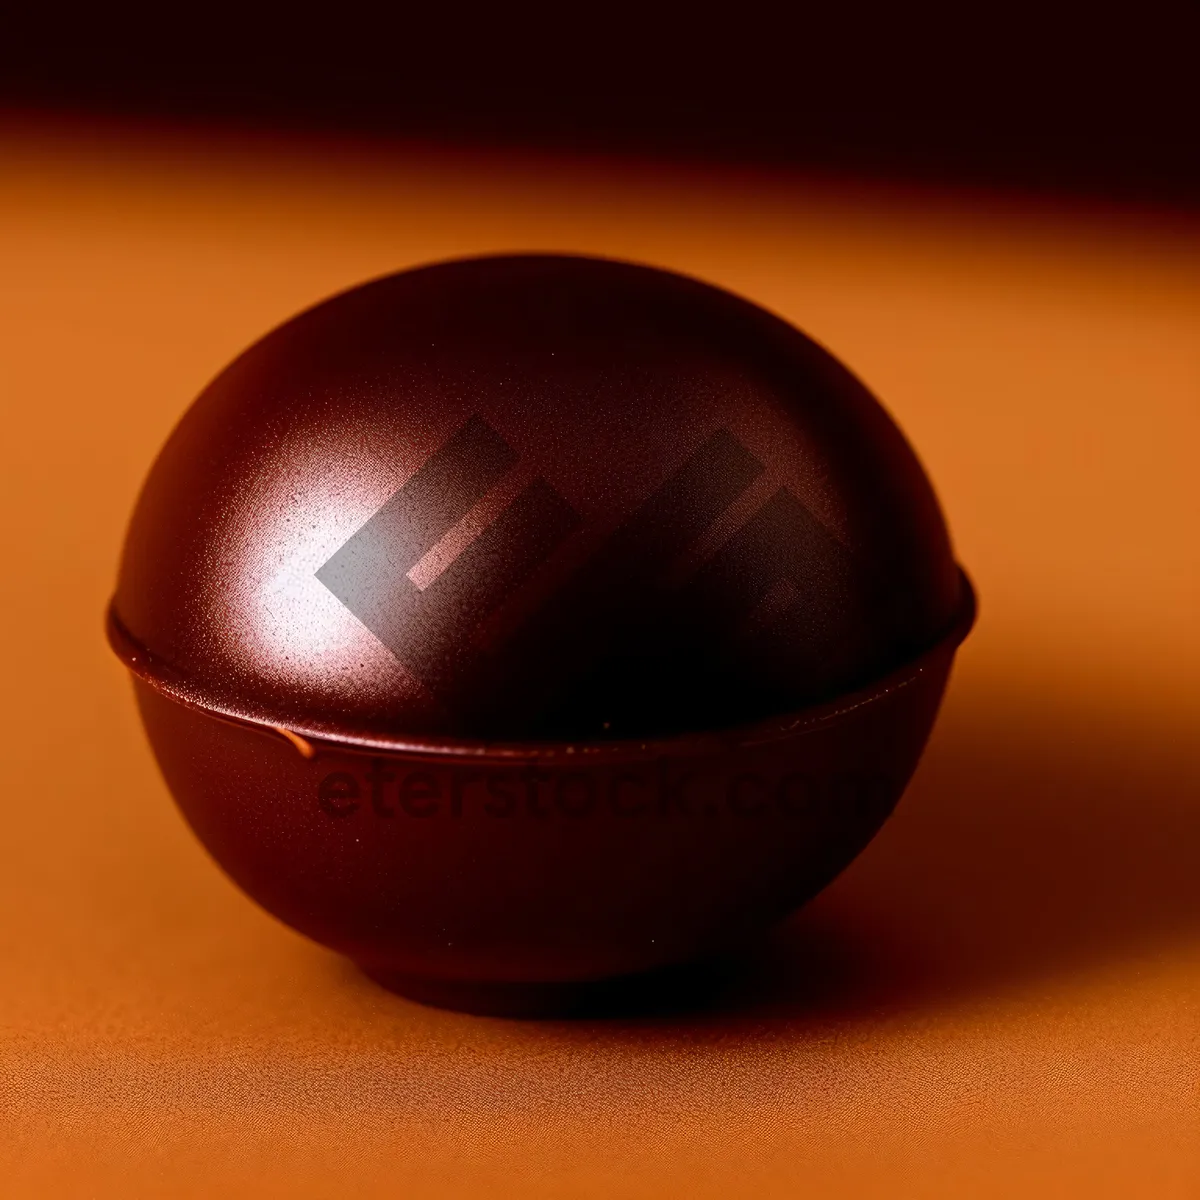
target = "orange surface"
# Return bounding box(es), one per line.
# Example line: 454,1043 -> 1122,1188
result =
1,117 -> 1198,1198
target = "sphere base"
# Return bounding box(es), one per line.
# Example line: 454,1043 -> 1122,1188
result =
358,958 -> 737,1019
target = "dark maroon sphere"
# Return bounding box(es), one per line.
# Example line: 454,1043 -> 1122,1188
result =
108,255 -> 974,1013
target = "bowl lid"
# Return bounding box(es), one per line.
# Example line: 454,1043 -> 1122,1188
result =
111,255 -> 967,742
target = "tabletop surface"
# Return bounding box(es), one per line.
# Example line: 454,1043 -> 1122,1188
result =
1,117 -> 1197,1198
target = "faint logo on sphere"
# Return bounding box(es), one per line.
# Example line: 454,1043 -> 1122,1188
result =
317,415 -> 848,704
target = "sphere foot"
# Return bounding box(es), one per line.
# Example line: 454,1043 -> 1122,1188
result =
358,957 -> 737,1018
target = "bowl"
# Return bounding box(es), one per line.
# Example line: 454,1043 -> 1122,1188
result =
108,254 -> 975,1013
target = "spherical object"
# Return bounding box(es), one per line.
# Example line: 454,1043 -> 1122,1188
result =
108,254 -> 974,1013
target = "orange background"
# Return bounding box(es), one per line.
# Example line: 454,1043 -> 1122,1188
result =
1,117 -> 1198,1197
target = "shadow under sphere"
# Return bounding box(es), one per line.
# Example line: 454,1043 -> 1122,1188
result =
482,680 -> 1200,1030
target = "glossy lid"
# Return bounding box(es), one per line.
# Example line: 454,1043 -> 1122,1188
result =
110,255 -> 966,741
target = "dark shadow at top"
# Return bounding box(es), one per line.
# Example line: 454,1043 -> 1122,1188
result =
6,10 -> 1200,210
